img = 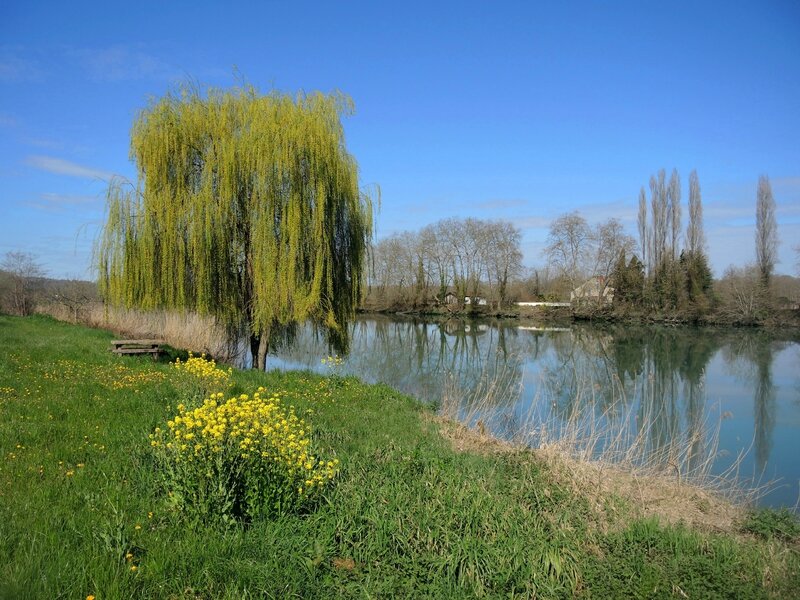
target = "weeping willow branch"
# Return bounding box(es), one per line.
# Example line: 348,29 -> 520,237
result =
97,84 -> 374,369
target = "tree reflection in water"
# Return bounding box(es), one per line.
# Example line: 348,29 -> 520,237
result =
267,315 -> 793,494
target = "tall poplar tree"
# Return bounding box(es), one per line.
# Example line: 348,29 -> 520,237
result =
649,169 -> 667,270
638,187 -> 648,274
686,170 -> 705,255
684,170 -> 712,311
97,85 -> 374,369
667,168 -> 681,261
755,175 -> 778,288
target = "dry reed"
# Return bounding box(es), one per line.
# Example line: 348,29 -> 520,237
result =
439,355 -> 770,525
38,301 -> 242,364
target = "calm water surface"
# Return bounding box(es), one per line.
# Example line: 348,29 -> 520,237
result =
266,315 -> 800,509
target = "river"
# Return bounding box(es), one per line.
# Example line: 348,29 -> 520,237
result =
265,315 -> 800,509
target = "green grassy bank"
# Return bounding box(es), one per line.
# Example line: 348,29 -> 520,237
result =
1,315 -> 797,598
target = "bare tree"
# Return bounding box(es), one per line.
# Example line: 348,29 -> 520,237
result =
755,175 -> 778,287
667,168 -> 681,260
483,220 -> 523,307
1,251 -> 46,316
717,265 -> 765,323
463,218 -> 487,299
637,187 -> 648,274
369,231 -> 423,307
686,169 -> 705,255
795,244 -> 800,275
49,279 -> 98,323
595,218 -> 635,291
421,222 -> 453,301
544,212 -> 594,293
649,169 -> 668,269
649,174 -> 659,269
438,217 -> 469,303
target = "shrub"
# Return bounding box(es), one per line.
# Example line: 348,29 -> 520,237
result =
150,388 -> 338,523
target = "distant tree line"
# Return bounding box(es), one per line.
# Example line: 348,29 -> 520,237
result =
367,218 -> 523,310
0,251 -> 98,321
541,169 -> 713,317
542,170 -> 794,323
367,171 -> 794,322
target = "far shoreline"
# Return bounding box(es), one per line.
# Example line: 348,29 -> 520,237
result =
356,304 -> 800,332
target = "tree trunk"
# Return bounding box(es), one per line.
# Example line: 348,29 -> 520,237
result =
250,335 -> 260,369
257,334 -> 269,371
249,332 -> 270,370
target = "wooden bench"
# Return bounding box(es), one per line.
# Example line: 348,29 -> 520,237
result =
110,339 -> 165,360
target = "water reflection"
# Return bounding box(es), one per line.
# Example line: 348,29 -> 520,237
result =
721,333 -> 787,473
267,315 -> 799,507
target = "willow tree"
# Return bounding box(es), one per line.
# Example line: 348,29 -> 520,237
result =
97,85 -> 374,369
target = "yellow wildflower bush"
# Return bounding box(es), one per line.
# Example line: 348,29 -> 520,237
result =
171,352 -> 232,400
320,355 -> 344,368
150,387 -> 338,521
320,354 -> 348,390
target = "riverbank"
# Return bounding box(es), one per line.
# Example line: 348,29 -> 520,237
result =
1,315 -> 798,598
359,303 -> 800,331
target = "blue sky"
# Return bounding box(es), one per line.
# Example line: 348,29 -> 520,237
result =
1,0 -> 799,279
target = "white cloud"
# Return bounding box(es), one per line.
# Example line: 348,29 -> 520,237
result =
21,201 -> 61,214
39,192 -> 99,205
474,198 -> 528,211
0,54 -> 44,82
22,137 -> 64,150
25,155 -> 115,180
25,193 -> 103,212
705,201 -> 800,222
514,215 -> 551,230
70,45 -> 181,82
577,199 -> 638,225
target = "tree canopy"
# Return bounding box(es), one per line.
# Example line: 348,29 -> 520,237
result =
97,85 -> 374,368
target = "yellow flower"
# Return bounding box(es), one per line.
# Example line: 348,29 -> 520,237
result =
151,385 -> 339,514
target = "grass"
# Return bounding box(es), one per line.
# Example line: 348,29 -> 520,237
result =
741,509 -> 800,542
1,315 -> 798,598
